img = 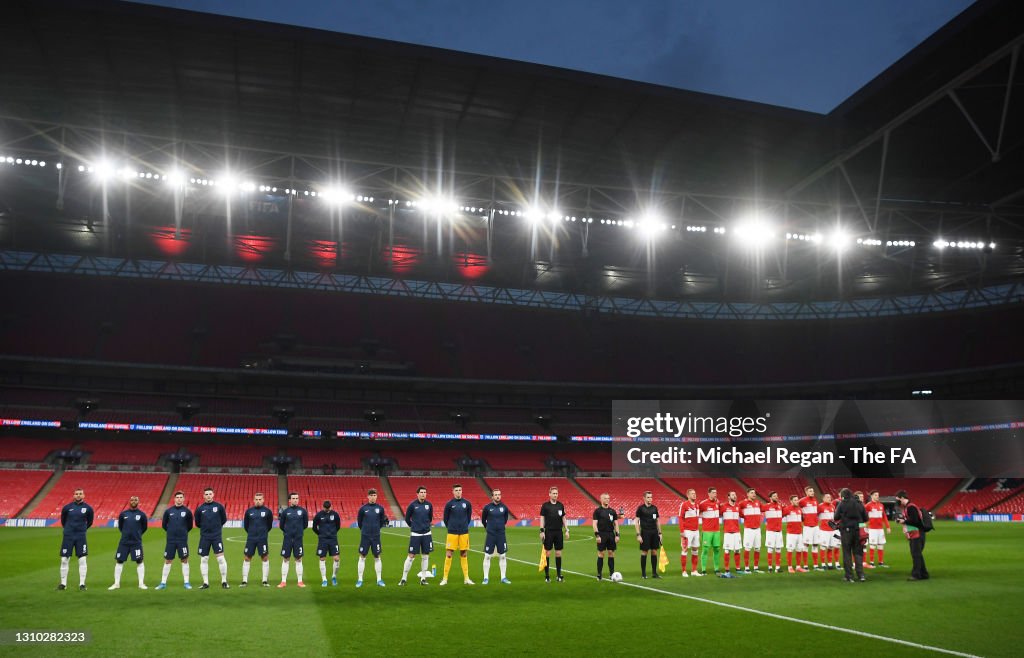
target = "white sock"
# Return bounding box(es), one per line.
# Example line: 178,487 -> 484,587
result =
113,562 -> 123,586
200,556 -> 210,584
374,558 -> 382,581
60,557 -> 69,586
282,561 -> 290,582
261,560 -> 269,583
78,557 -> 87,586
136,562 -> 145,585
296,562 -> 303,582
242,561 -> 251,582
161,563 -> 171,584
482,554 -> 491,579
499,554 -> 507,579
421,555 -> 429,576
402,556 -> 414,580
216,555 -> 228,583
320,561 -> 327,581
181,562 -> 190,584
357,557 -> 366,581
333,559 -> 340,577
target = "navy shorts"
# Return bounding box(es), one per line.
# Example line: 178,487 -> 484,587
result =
483,533 -> 507,555
281,537 -> 304,558
163,540 -> 189,560
358,535 -> 382,557
197,536 -> 224,557
116,542 -> 144,563
244,538 -> 269,558
407,534 -> 433,555
316,540 -> 340,558
60,533 -> 88,558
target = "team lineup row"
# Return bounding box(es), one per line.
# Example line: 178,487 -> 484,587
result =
53,483 -> 893,590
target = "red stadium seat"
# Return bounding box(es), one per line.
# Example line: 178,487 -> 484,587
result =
175,473 -> 280,521
31,471 -> 169,521
0,469 -> 53,517
287,475 -> 389,521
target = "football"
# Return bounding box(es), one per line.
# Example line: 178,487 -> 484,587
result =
610,572 -> 623,582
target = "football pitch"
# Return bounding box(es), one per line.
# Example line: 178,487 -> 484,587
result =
1,522 -> 1021,657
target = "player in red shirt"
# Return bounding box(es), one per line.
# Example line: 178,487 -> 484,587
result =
783,494 -> 807,573
720,491 -> 742,575
865,490 -> 891,568
797,486 -> 819,569
816,493 -> 838,570
738,488 -> 763,573
762,491 -> 784,573
678,488 -> 700,577
697,488 -> 722,576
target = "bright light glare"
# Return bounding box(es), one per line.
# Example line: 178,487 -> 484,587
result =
419,196 -> 459,215
93,160 -> 115,182
733,218 -> 775,247
826,229 -> 850,253
321,187 -> 354,205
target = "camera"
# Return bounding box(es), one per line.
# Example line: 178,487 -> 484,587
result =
827,519 -> 841,530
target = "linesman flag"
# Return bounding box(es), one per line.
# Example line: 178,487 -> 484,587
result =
538,545 -> 548,571
658,546 -> 669,573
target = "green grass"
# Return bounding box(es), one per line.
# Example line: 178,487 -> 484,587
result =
0,521 -> 1020,657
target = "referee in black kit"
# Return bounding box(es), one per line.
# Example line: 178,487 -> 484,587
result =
634,491 -> 663,579
540,487 -> 569,582
833,487 -> 868,582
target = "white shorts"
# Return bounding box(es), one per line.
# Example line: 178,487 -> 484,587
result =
765,531 -> 783,550
785,532 -> 804,552
743,528 -> 762,551
681,530 -> 700,551
816,528 -> 841,548
868,528 -> 887,546
723,532 -> 742,552
801,526 -> 818,546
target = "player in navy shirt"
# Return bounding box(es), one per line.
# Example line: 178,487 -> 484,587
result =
110,495 -> 148,590
58,487 -> 94,591
481,489 -> 511,585
194,487 -> 229,589
159,491 -> 194,590
278,492 -> 309,588
355,489 -> 389,587
441,484 -> 474,586
241,492 -> 274,587
312,500 -> 341,587
400,486 -> 434,586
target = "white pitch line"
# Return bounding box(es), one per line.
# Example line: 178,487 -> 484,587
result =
379,530 -> 979,658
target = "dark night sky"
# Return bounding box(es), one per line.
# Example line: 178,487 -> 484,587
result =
136,0 -> 974,114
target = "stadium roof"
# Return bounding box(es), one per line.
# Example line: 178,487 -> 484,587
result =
0,0 -> 1022,302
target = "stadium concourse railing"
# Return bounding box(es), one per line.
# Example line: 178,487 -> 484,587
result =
3,250 -> 1023,320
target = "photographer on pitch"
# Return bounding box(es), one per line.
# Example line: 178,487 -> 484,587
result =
833,487 -> 867,582
895,490 -> 929,581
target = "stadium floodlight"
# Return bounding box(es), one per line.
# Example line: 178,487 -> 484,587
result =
93,160 -> 115,182
321,187 -> 349,204
524,207 -> 544,224
418,195 -> 459,216
636,212 -> 666,239
732,217 -> 775,248
240,181 -> 256,192
826,229 -> 850,253
166,169 -> 186,188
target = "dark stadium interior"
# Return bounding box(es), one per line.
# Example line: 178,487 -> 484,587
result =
2,0 -> 1024,533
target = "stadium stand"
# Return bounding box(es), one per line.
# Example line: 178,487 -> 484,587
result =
32,471 -> 169,520
817,478 -> 960,511
0,437 -> 71,462
382,447 -> 467,472
467,447 -> 552,472
189,444 -> 279,468
286,475 -> 387,521
660,477 -> 750,502
286,446 -> 375,471
478,477 -> 593,520
575,478 -> 682,515
79,440 -> 173,465
556,449 -> 612,472
0,469 -> 52,517
987,483 -> 1024,514
941,479 -> 1024,516
389,477 -> 489,518
175,473 -> 279,520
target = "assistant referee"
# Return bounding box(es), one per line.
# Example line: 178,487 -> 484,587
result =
540,487 -> 569,582
634,491 -> 662,579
